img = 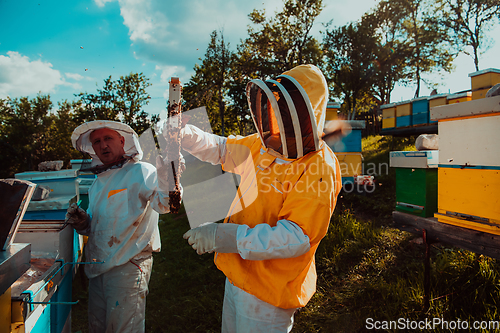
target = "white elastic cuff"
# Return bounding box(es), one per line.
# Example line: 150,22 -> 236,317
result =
236,220 -> 310,260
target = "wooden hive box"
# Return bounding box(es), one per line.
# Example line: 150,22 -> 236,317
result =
430,95 -> 500,234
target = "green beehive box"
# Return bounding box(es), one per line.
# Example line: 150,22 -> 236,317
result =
395,168 -> 438,217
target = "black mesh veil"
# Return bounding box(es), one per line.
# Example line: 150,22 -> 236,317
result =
246,76 -> 318,159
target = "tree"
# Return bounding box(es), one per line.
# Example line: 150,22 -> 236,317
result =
386,0 -> 455,97
182,1 -> 325,136
323,21 -> 379,120
0,95 -> 81,177
435,0 -> 500,71
182,30 -> 241,136
362,4 -> 412,105
75,72 -> 158,134
238,0 -> 324,76
0,95 -> 53,175
48,100 -> 85,164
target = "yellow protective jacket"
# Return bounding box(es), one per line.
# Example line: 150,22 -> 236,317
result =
215,64 -> 342,309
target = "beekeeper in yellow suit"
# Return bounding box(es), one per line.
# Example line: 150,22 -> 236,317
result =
182,64 -> 343,332
66,120 -> 174,332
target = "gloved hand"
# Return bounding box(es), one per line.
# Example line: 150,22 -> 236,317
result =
156,154 -> 186,193
156,155 -> 173,192
65,203 -> 90,232
183,222 -> 239,255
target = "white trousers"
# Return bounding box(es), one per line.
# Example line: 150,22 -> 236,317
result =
221,278 -> 297,333
88,256 -> 153,333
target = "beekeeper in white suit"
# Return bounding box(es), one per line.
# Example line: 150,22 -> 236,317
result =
66,120 -> 173,333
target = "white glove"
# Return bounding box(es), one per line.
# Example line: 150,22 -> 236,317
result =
155,154 -> 185,193
156,155 -> 173,192
65,203 -> 90,232
183,223 -> 239,255
183,222 -> 218,255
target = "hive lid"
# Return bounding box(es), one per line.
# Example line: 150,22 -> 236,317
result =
15,169 -> 78,181
0,179 -> 36,250
389,151 -> 439,168
468,68 -> 500,77
431,95 -> 500,121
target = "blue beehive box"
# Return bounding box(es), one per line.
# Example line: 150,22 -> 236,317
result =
15,169 -> 79,221
411,97 -> 429,125
329,120 -> 364,153
330,130 -> 362,152
396,115 -> 412,127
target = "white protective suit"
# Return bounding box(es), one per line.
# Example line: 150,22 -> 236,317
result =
71,120 -> 171,333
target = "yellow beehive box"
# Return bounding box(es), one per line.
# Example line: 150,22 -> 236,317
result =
381,105 -> 396,118
472,87 -> 491,100
335,152 -> 362,177
396,101 -> 411,116
447,91 -> 471,104
381,103 -> 396,129
469,68 -> 500,90
326,101 -> 340,121
435,212 -> 500,235
382,108 -> 396,118
382,117 -> 396,129
429,94 -> 448,108
436,167 -> 500,227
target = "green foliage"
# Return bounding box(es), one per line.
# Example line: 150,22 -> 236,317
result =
241,0 -> 324,74
0,72 -> 159,178
183,0 -> 324,136
0,95 -> 82,177
393,0 -> 455,97
322,0 -> 457,120
323,21 -> 380,120
75,72 -> 158,135
147,207 -> 226,332
182,30 -> 249,136
361,4 -> 413,105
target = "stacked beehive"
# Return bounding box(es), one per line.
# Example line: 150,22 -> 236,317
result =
325,102 -> 364,185
381,103 -> 396,130
411,96 -> 430,126
430,95 -> 500,234
381,97 -> 436,129
469,68 -> 500,100
396,100 -> 412,128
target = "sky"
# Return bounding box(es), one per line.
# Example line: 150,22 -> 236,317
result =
1,0 -> 499,120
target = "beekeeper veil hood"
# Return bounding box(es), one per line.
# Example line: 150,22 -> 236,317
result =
71,120 -> 143,167
246,64 -> 328,159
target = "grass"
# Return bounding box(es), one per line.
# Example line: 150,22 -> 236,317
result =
71,135 -> 500,332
